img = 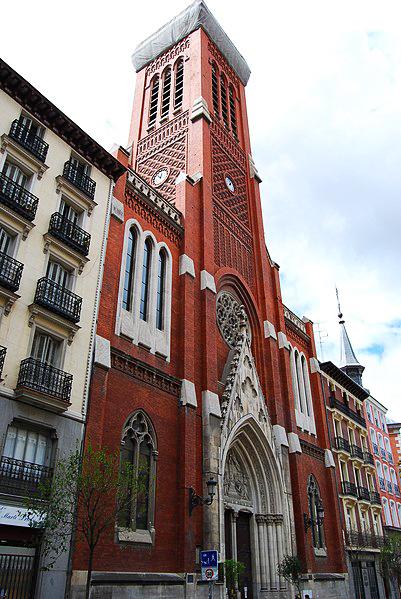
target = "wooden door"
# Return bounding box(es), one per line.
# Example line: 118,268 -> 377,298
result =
236,512 -> 253,599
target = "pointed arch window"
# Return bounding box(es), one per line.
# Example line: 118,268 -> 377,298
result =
161,67 -> 172,119
122,227 -> 136,311
140,238 -> 152,321
289,346 -> 315,434
156,250 -> 166,331
229,84 -> 238,139
211,62 -> 219,116
307,475 -> 325,550
220,74 -> 229,128
148,76 -> 160,126
119,411 -> 157,535
174,59 -> 184,110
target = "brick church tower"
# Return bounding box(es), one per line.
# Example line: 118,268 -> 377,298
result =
71,2 -> 349,597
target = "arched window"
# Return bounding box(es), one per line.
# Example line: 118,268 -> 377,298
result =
220,74 -> 229,128
140,238 -> 152,321
229,84 -> 238,139
174,59 -> 184,110
148,76 -> 159,126
211,62 -> 219,116
161,67 -> 172,119
383,498 -> 392,525
307,475 -> 324,549
290,346 -> 315,434
156,250 -> 166,331
119,411 -> 157,533
122,227 -> 136,311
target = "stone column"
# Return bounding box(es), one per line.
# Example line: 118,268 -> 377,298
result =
256,515 -> 268,590
275,516 -> 285,590
231,511 -> 238,561
267,515 -> 278,590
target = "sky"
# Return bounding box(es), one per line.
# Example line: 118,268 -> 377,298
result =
2,0 -> 400,417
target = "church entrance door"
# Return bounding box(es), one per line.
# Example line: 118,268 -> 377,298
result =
236,511 -> 253,599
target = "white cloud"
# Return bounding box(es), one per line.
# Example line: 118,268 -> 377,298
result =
1,0 -> 400,416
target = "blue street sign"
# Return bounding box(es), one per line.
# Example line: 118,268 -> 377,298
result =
201,550 -> 218,581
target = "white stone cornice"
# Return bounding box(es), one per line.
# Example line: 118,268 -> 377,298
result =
200,270 -> 216,293
277,331 -> 290,350
324,448 -> 336,468
249,154 -> 262,183
310,357 -> 321,374
94,335 -> 111,369
180,379 -> 197,408
202,390 -> 221,419
288,432 -> 302,454
264,320 -> 277,340
190,97 -> 212,124
273,424 -> 289,448
179,254 -> 195,278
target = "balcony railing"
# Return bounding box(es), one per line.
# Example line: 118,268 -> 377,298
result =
341,481 -> 358,497
387,481 -> 393,494
48,212 -> 91,256
329,396 -> 366,427
9,119 -> 49,163
34,278 -> 82,323
0,455 -> 52,496
379,477 -> 386,491
345,529 -> 385,549
17,357 -> 72,403
370,491 -> 381,505
63,161 -> 96,199
364,451 -> 374,465
0,172 -> 39,221
0,346 -> 6,377
358,486 -> 371,501
0,251 -> 23,292
335,436 -> 351,453
351,445 -> 364,460
372,443 -> 379,456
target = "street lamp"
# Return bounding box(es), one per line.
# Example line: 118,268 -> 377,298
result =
303,500 -> 325,532
189,477 -> 217,515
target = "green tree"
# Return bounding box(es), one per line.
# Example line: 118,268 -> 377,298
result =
380,533 -> 401,595
23,443 -> 139,599
224,559 -> 245,599
277,554 -> 303,598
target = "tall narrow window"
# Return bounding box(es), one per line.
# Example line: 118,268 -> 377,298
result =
161,67 -> 172,119
122,228 -> 136,311
212,63 -> 219,116
148,76 -> 159,126
307,475 -> 325,550
156,250 -> 166,331
140,239 -> 152,321
229,85 -> 238,139
174,59 -> 184,110
220,75 -> 229,128
119,411 -> 157,533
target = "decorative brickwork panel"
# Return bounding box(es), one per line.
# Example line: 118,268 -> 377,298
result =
137,112 -> 189,162
145,37 -> 190,78
136,136 -> 187,205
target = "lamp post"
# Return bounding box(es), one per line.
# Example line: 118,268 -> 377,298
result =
303,500 -> 325,532
189,477 -> 217,515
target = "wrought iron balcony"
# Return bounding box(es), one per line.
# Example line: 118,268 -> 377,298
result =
0,251 -> 23,292
329,396 -> 366,427
341,481 -> 358,497
0,455 -> 52,496
358,486 -> 371,501
63,160 -> 96,199
379,477 -> 386,491
372,443 -> 379,456
364,451 -> 374,465
335,436 -> 351,453
0,172 -> 39,221
345,529 -> 385,548
9,119 -> 49,163
0,346 -> 6,377
351,444 -> 364,460
17,357 -> 72,403
48,212 -> 91,256
34,277 -> 82,323
370,491 -> 381,505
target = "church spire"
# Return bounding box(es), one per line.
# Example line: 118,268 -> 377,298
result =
336,288 -> 365,387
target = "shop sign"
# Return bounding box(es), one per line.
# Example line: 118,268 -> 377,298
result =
0,504 -> 42,527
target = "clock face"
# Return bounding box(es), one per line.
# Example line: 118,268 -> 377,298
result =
225,175 -> 235,193
152,168 -> 169,187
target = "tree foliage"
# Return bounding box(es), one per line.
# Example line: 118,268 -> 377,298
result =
380,533 -> 401,583
224,559 -> 245,599
277,554 -> 303,597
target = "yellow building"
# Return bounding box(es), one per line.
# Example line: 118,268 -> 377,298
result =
0,59 -> 124,598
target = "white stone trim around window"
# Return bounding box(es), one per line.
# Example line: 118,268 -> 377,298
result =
116,218 -> 172,361
289,344 -> 316,436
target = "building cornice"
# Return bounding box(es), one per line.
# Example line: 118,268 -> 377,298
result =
0,59 -> 126,181
320,361 -> 369,401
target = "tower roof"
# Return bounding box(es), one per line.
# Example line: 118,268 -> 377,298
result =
132,0 -> 251,85
339,321 -> 361,368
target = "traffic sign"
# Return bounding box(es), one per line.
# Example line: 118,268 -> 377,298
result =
200,550 -> 218,581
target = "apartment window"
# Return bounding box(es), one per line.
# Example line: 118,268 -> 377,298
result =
3,424 -> 51,467
70,156 -> 91,177
119,411 -> 157,534
148,76 -> 160,126
2,161 -> 29,189
161,67 -> 172,118
0,225 -> 16,256
373,513 -> 381,536
397,504 -> 401,526
46,260 -> 71,289
122,227 -> 137,311
155,250 -> 166,331
383,498 -> 392,525
19,115 -> 44,140
31,331 -> 62,367
307,475 -> 324,549
139,238 -> 152,321
173,59 -> 184,110
290,346 -> 315,434
59,198 -> 81,226
360,509 -> 369,533
390,500 -> 399,527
